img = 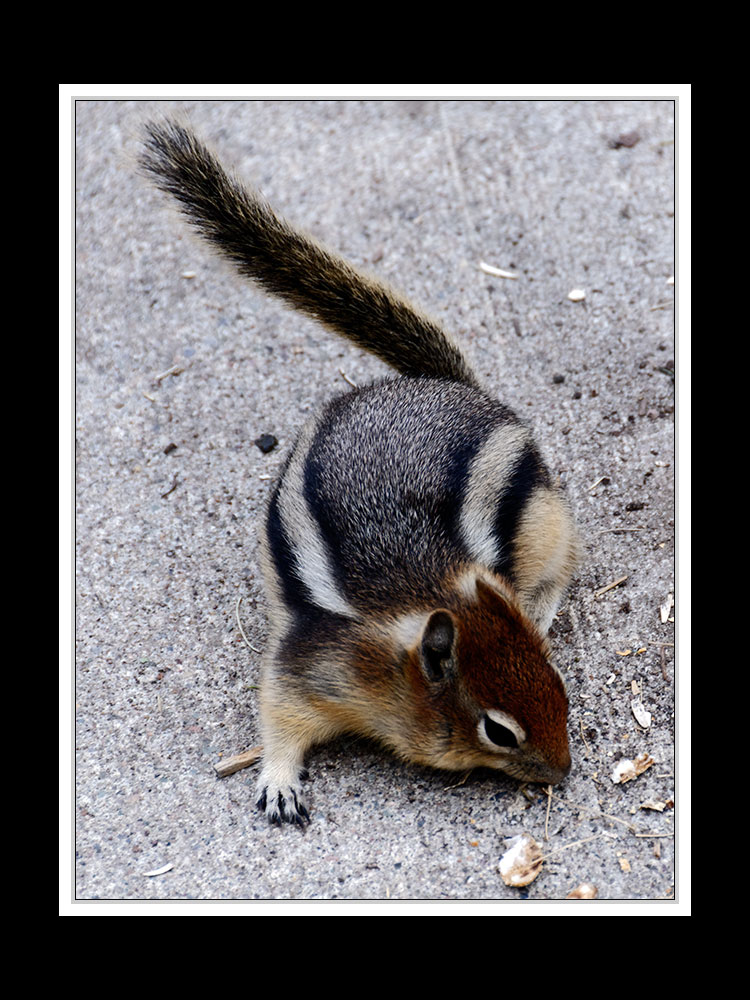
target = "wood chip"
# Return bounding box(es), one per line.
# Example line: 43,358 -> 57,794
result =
214,744 -> 263,778
479,260 -> 518,280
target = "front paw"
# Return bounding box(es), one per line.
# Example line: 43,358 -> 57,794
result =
256,777 -> 310,826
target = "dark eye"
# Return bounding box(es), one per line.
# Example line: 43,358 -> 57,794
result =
483,715 -> 518,748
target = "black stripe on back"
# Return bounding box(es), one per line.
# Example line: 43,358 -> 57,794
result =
491,444 -> 549,582
265,481 -> 313,613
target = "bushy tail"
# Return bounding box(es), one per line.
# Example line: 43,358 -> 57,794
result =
140,120 -> 478,387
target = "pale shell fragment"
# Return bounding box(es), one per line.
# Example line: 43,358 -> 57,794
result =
567,288 -> 586,301
566,882 -> 598,899
631,697 -> 652,729
611,752 -> 655,784
660,593 -> 674,624
499,833 -> 544,887
480,260 -> 518,280
145,863 -> 174,877
640,798 -> 668,812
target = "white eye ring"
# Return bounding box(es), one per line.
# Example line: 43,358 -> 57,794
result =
478,709 -> 527,751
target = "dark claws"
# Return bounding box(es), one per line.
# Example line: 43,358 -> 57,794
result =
256,786 -> 310,827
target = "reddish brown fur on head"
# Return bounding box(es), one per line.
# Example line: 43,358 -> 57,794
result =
347,573 -> 570,783
455,578 -> 570,778
380,574 -> 571,782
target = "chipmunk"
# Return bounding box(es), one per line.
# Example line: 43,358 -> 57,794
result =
141,120 -> 579,826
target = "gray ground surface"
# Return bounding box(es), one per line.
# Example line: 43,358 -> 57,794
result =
72,98 -> 678,907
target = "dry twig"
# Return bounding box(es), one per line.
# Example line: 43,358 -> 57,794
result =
214,745 -> 263,778
479,260 -> 518,280
593,575 -> 628,598
160,476 -> 179,498
579,718 -> 591,757
154,363 -> 184,383
598,526 -> 646,534
236,596 -> 262,654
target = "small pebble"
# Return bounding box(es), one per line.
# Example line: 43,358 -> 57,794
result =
255,434 -> 278,454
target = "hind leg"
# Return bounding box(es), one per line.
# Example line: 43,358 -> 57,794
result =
512,489 -> 579,634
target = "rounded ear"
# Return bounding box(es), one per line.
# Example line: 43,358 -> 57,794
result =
420,609 -> 456,681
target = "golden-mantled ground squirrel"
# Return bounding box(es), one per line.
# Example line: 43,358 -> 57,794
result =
141,121 -> 579,825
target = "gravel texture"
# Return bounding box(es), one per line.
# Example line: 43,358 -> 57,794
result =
71,97 -> 679,909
